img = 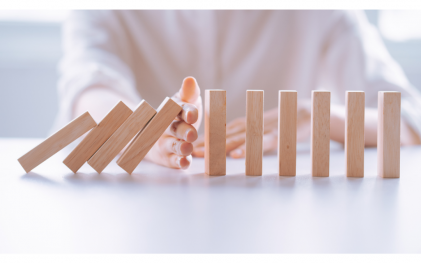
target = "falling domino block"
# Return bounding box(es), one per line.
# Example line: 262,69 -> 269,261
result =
378,91 -> 400,178
311,91 -> 330,177
117,97 -> 182,174
345,91 -> 365,177
63,101 -> 133,173
245,90 -> 264,176
18,112 -> 97,173
205,90 -> 226,176
88,100 -> 156,173
278,90 -> 297,176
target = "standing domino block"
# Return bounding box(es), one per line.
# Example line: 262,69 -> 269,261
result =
63,101 -> 133,173
117,97 -> 182,174
88,100 -> 156,173
246,90 -> 264,176
311,91 -> 330,177
345,91 -> 365,177
278,90 -> 297,176
378,91 -> 400,178
18,112 -> 97,173
205,90 -> 226,175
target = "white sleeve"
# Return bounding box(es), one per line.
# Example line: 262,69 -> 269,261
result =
318,10 -> 421,137
52,10 -> 142,132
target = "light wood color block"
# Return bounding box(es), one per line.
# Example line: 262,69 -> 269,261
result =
378,91 -> 401,178
205,90 -> 226,176
345,91 -> 365,178
245,90 -> 264,176
278,90 -> 297,176
18,112 -> 97,173
88,100 -> 156,173
63,101 -> 133,173
117,97 -> 182,174
311,91 -> 330,177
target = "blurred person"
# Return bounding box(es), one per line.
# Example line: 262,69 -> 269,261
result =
55,10 -> 421,170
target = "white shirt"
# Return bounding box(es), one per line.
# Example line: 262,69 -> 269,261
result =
54,10 -> 421,136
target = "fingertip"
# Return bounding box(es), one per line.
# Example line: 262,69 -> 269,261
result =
230,148 -> 245,159
180,142 -> 194,155
192,147 -> 205,157
180,76 -> 200,103
179,155 -> 192,170
185,129 -> 198,143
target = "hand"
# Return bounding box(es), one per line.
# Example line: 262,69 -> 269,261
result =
144,77 -> 203,169
192,99 -> 312,158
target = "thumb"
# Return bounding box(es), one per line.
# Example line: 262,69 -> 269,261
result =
178,76 -> 201,103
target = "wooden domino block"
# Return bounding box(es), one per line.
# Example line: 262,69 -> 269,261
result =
311,91 -> 330,177
246,90 -> 264,176
205,90 -> 226,176
63,101 -> 133,173
88,100 -> 156,173
18,112 -> 97,173
378,91 -> 400,178
117,97 -> 182,174
345,91 -> 365,177
278,90 -> 297,176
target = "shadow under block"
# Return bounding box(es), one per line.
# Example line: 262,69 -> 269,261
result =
205,90 -> 226,176
278,91 -> 297,176
245,90 -> 264,176
378,91 -> 400,178
63,101 -> 133,173
345,91 -> 365,177
117,97 -> 182,174
88,100 -> 156,173
311,91 -> 330,177
18,112 -> 97,173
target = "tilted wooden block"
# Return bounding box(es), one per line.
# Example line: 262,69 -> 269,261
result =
205,90 -> 226,176
378,91 -> 400,178
278,90 -> 297,176
345,91 -> 365,177
88,100 -> 156,173
18,112 -> 97,173
117,97 -> 182,174
311,91 -> 330,177
246,90 -> 264,176
63,101 -> 133,173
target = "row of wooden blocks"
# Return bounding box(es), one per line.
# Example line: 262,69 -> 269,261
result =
206,90 -> 400,178
17,90 -> 400,178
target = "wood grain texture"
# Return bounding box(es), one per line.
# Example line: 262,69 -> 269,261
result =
18,112 -> 97,173
117,97 -> 182,174
311,91 -> 330,177
345,91 -> 365,178
88,100 -> 156,173
246,90 -> 264,176
278,90 -> 297,176
205,90 -> 226,176
378,91 -> 400,178
63,101 -> 133,173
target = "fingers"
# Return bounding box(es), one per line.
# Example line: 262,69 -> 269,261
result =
159,153 -> 193,169
230,130 -> 278,159
178,77 -> 200,103
161,136 -> 194,156
175,103 -> 198,124
226,133 -> 246,153
167,120 -> 198,143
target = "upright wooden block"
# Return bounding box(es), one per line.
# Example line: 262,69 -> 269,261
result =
311,91 -> 330,177
345,91 -> 365,177
378,91 -> 400,178
88,100 -> 156,173
205,90 -> 226,176
117,97 -> 182,174
245,90 -> 264,176
278,90 -> 297,176
18,112 -> 97,173
63,101 -> 133,173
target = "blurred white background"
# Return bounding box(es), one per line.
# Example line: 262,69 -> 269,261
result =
0,10 -> 420,138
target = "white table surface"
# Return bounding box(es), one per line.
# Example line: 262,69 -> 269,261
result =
1,138 -> 421,253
